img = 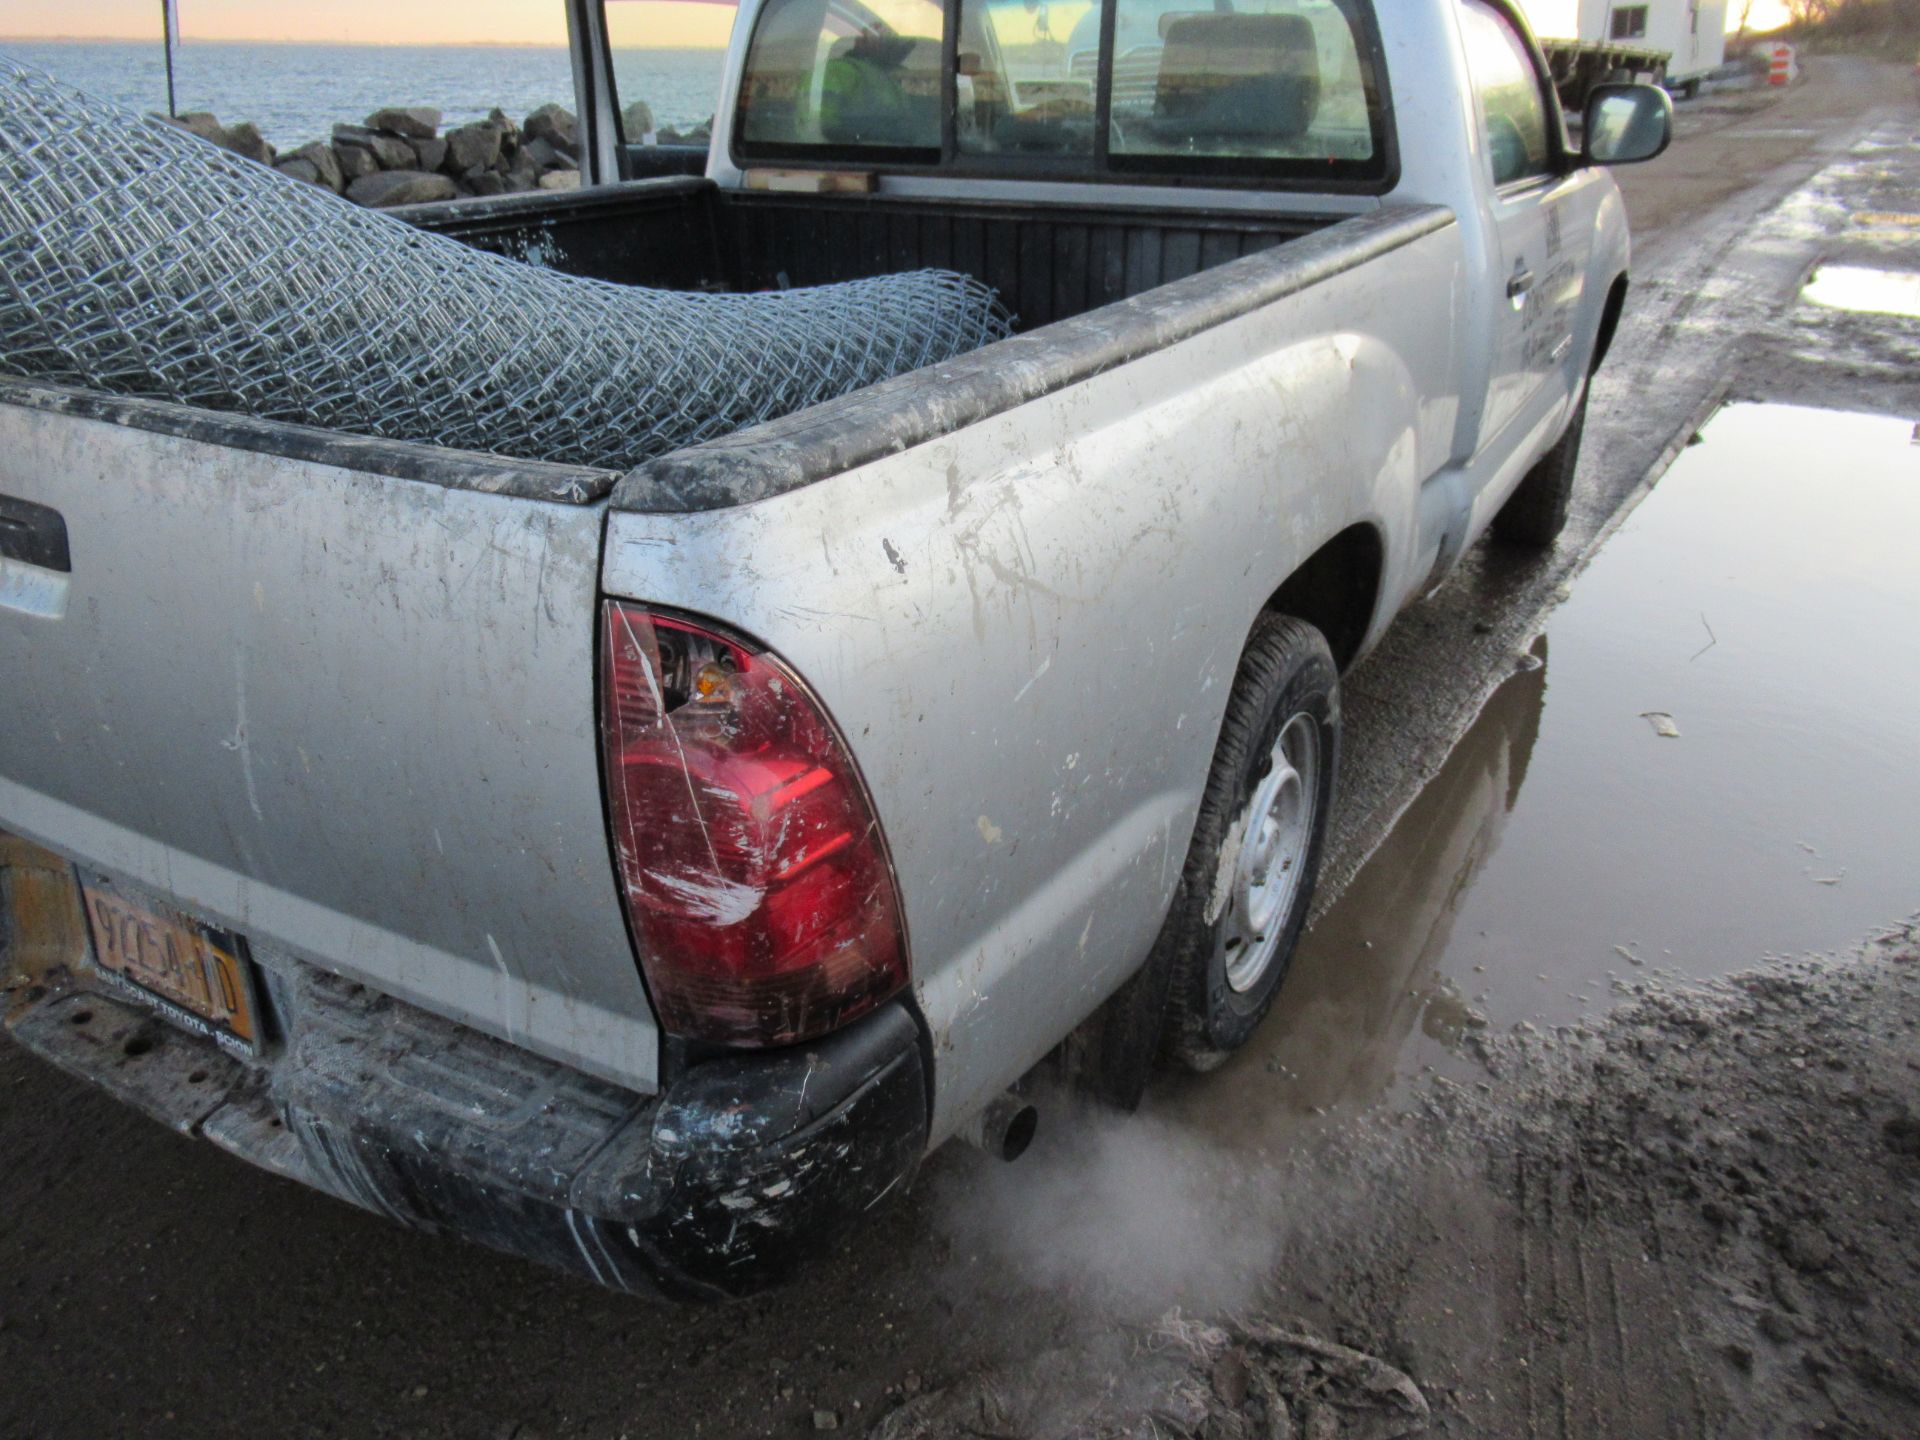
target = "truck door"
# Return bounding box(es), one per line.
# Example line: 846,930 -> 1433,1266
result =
1458,0 -> 1576,453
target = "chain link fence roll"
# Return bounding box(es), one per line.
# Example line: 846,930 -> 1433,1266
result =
0,56 -> 1012,472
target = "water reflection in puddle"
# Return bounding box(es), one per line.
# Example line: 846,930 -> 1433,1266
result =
1160,404 -> 1920,1143
1801,263 -> 1920,318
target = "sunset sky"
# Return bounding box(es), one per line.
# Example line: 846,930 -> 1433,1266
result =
0,0 -> 1793,44
0,0 -> 732,46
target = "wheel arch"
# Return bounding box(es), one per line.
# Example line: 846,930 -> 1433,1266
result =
1262,521 -> 1386,673
1591,273 -> 1629,375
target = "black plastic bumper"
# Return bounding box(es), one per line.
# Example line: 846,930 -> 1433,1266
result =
5,944 -> 928,1301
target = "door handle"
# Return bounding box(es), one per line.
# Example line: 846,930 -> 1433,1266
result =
0,494 -> 69,572
1507,266 -> 1536,306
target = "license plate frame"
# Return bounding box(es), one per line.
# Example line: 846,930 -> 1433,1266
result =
79,878 -> 263,1059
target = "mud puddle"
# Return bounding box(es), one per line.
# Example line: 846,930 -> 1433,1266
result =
1801,262 -> 1920,318
1158,402 -> 1920,1142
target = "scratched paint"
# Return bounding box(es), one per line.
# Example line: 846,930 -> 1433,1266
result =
0,401 -> 655,1090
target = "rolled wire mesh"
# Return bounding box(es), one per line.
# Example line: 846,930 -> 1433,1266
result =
0,56 -> 1011,471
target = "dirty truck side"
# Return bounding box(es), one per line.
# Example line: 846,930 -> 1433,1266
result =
0,0 -> 1666,1295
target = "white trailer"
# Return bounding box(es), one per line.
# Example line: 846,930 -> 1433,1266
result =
1587,0 -> 1728,90
1524,0 -> 1728,98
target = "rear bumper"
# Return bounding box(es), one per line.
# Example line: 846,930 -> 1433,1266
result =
0,847 -> 928,1301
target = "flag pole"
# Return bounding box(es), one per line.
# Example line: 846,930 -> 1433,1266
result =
161,0 -> 178,117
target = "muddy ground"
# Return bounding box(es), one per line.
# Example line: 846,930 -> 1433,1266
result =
877,921 -> 1920,1440
2,57 -> 1917,1440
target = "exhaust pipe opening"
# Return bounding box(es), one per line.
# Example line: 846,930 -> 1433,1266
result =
960,1092 -> 1039,1162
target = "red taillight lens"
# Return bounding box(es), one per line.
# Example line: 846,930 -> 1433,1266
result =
599,602 -> 909,1046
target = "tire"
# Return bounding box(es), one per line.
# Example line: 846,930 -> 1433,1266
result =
1491,383 -> 1589,548
1161,613 -> 1340,1072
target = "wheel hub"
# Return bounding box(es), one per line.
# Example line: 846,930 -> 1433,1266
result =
1222,711 -> 1320,995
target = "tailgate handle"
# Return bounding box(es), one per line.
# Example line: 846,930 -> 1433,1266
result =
0,495 -> 70,573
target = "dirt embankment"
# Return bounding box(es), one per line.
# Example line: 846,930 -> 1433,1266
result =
877,924 -> 1920,1439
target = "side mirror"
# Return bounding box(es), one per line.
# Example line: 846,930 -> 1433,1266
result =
1582,82 -> 1673,165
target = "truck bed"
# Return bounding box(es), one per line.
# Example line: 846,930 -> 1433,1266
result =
403,177 -> 1340,333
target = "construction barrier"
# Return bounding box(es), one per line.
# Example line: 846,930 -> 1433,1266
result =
1769,43 -> 1797,87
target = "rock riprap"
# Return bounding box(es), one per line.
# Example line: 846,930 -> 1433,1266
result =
164,101 -> 596,207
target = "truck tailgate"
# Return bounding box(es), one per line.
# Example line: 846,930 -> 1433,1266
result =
0,383 -> 657,1091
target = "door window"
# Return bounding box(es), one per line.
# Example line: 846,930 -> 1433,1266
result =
1458,0 -> 1552,187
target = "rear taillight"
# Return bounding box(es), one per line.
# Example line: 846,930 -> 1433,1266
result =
599,602 -> 908,1046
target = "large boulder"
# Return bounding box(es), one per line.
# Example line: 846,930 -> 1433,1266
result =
333,124 -> 415,171
442,122 -> 502,173
331,141 -> 378,181
621,100 -> 655,140
167,111 -> 226,145
410,136 -> 448,173
274,157 -> 322,187
344,169 -> 457,208
365,106 -> 440,139
520,136 -> 566,173
463,170 -> 506,198
538,169 -> 582,191
502,152 -> 540,192
522,102 -> 577,155
221,121 -> 275,165
289,141 -> 343,192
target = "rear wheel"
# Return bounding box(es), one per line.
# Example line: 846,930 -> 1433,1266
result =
1162,614 -> 1339,1072
1492,384 -> 1589,548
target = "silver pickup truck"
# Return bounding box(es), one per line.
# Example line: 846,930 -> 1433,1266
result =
0,0 -> 1669,1297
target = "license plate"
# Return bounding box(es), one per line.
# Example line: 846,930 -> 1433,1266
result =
80,881 -> 261,1057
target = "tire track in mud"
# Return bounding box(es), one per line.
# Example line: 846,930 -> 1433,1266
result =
1499,1058 -> 1722,1440
865,928 -> 1920,1439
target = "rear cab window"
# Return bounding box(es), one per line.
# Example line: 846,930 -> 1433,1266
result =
953,0 -> 1102,160
1103,0 -> 1379,175
736,0 -> 947,160
732,0 -> 1393,187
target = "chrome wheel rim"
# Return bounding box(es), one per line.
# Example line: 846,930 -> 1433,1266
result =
1222,711 -> 1320,995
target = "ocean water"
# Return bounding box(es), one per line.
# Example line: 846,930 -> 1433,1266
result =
1,40 -> 727,145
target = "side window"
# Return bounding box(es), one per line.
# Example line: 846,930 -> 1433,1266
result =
736,0 -> 946,156
1458,0 -> 1552,187
1609,5 -> 1650,39
1105,0 -> 1380,169
604,0 -> 739,148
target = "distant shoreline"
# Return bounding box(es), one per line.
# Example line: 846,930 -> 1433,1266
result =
0,37 -> 729,50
